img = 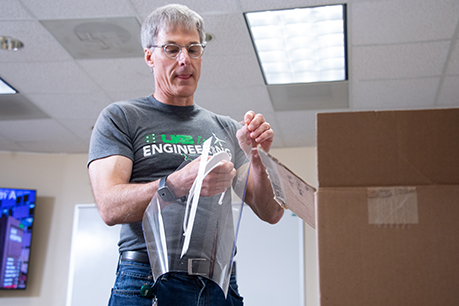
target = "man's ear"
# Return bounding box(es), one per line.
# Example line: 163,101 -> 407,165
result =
145,48 -> 154,69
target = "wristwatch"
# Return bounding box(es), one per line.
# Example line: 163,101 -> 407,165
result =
158,175 -> 176,202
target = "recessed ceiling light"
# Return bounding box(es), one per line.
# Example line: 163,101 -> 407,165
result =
0,78 -> 17,94
245,4 -> 347,85
0,36 -> 24,51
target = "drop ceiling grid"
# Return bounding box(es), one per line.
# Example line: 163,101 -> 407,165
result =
0,0 -> 457,153
0,20 -> 72,63
18,0 -> 138,19
351,77 -> 441,111
239,0 -> 339,12
0,0 -> 33,20
351,0 -> 459,45
0,61 -> 101,94
446,38 -> 459,75
0,118 -> 81,143
437,76 -> 459,107
28,92 -> 113,120
56,117 -> 98,142
194,85 -> 275,119
199,53 -> 265,90
76,58 -> 153,93
14,138 -> 89,153
131,0 -> 242,19
351,41 -> 451,81
201,13 -> 254,57
105,89 -> 155,103
274,110 -> 317,147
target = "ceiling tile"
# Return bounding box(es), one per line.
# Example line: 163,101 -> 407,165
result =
15,138 -> 88,154
274,110 -> 318,147
19,0 -> 138,19
0,61 -> 101,94
0,119 -> 74,141
29,92 -> 113,120
106,90 -> 155,102
56,118 -> 97,142
268,82 -> 348,111
203,13 -> 254,56
1,0 -> 34,20
0,94 -> 50,121
352,41 -> 451,80
194,86 -> 274,122
77,57 -> 153,92
0,0 -> 458,153
0,20 -> 73,63
352,0 -> 459,45
437,76 -> 459,107
130,0 -> 241,21
351,78 -> 440,110
40,17 -> 143,60
446,39 -> 459,75
200,53 -> 265,90
240,0 -> 334,12
0,132 -> 24,151
0,142 -> 24,152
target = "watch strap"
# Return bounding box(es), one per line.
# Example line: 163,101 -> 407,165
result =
158,175 -> 176,202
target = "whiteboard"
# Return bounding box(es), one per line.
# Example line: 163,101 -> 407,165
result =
236,205 -> 304,306
66,204 -> 121,306
66,204 -> 303,306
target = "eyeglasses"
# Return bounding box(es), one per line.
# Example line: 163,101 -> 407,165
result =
151,43 -> 206,59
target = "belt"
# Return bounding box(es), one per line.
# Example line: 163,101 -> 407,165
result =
120,251 -> 236,277
120,251 -> 150,264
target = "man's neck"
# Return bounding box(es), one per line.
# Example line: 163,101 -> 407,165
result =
153,93 -> 194,107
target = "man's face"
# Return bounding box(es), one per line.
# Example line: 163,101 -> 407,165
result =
146,25 -> 202,104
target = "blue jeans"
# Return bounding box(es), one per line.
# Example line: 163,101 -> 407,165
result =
108,259 -> 244,306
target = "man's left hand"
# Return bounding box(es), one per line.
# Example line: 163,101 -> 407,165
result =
237,110 -> 274,156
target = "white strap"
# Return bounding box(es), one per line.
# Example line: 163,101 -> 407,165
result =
156,198 -> 169,272
181,138 -> 230,258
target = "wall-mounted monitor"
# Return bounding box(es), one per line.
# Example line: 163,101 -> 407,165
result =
0,188 -> 37,290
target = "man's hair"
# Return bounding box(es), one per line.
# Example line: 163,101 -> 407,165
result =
140,4 -> 206,49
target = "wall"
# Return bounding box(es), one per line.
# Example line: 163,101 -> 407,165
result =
270,147 -> 318,306
0,147 -> 318,306
0,152 -> 94,305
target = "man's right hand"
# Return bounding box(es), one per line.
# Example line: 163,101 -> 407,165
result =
166,156 -> 237,199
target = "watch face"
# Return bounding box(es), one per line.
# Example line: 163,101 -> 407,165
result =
159,186 -> 175,202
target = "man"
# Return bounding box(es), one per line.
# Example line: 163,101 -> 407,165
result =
88,4 -> 284,306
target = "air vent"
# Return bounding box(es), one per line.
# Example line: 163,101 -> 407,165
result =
40,17 -> 143,59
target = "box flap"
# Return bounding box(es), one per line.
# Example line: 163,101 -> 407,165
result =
317,108 -> 459,187
258,147 -> 316,228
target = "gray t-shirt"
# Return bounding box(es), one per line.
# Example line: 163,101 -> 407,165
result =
88,95 -> 246,254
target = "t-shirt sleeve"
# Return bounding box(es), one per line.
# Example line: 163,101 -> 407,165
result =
87,103 -> 134,167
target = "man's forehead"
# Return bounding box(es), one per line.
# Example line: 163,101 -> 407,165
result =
156,24 -> 200,42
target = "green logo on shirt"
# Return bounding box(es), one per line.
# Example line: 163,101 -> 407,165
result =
144,134 -> 206,145
142,133 -> 229,160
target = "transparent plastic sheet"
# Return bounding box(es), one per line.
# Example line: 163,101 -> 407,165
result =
142,131 -> 252,297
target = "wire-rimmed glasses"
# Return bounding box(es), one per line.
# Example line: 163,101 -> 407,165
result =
151,43 -> 206,59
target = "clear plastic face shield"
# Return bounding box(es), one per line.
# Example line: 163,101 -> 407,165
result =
142,126 -> 253,297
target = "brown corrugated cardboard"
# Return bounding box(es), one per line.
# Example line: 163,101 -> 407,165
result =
317,108 -> 459,187
258,148 -> 316,228
317,185 -> 459,305
316,108 -> 459,306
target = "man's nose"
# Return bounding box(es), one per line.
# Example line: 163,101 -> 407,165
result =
177,47 -> 191,64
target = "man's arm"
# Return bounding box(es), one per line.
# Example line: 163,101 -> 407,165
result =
239,111 -> 284,224
88,155 -> 160,226
88,154 -> 237,226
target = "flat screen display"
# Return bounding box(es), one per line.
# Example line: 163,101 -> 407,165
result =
0,188 -> 36,290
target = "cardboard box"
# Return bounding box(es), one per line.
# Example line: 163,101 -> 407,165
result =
316,108 -> 459,305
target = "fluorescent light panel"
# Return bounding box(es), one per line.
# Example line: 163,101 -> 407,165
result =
245,4 -> 347,85
0,78 -> 17,94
